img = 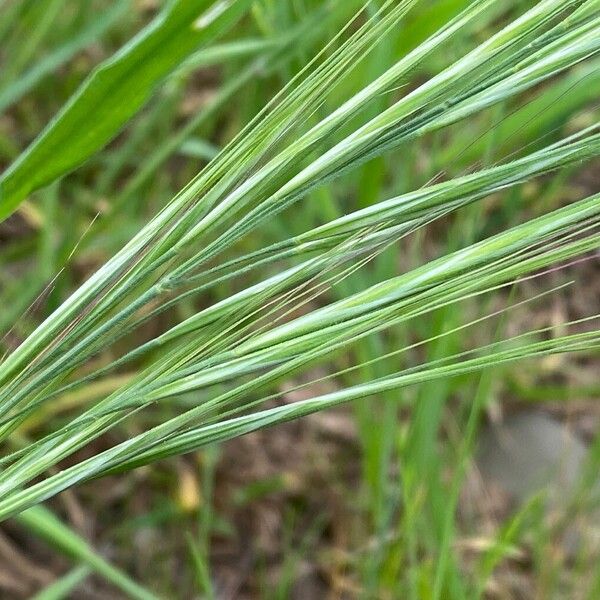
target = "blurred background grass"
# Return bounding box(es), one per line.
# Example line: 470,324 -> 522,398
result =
0,0 -> 599,597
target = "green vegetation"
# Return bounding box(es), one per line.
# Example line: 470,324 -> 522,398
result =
0,0 -> 598,597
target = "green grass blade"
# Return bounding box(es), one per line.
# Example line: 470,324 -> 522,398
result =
0,0 -> 251,221
0,0 -> 131,114
29,566 -> 90,600
17,505 -> 158,600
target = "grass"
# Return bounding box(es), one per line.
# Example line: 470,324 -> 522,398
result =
0,0 -> 599,597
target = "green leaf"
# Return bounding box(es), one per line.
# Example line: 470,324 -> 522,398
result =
0,0 -> 131,114
17,505 -> 158,600
0,0 -> 251,221
30,566 -> 90,600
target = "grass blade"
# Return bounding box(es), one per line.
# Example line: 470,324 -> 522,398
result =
0,0 -> 251,221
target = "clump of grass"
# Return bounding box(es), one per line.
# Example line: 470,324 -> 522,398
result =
0,0 -> 599,595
